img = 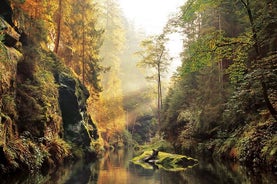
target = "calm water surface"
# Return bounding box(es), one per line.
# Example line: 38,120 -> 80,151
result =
0,149 -> 276,184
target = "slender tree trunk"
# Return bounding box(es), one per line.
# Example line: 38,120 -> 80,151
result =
157,62 -> 161,131
157,48 -> 164,131
218,11 -> 223,89
159,76 -> 162,108
54,0 -> 62,54
82,5 -> 85,85
240,0 -> 260,55
261,79 -> 277,121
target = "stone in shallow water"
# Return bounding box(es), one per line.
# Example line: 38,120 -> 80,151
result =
131,150 -> 198,171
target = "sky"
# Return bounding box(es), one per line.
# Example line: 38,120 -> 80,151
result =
117,0 -> 183,35
117,0 -> 184,78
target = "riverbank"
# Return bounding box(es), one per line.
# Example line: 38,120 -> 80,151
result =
171,119 -> 277,172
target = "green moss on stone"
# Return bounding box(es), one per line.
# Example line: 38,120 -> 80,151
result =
131,151 -> 198,172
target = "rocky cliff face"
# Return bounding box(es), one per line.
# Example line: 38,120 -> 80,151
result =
0,3 -> 100,174
0,42 -> 22,155
56,72 -> 99,155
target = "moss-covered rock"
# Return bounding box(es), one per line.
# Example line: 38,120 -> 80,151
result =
131,151 -> 198,171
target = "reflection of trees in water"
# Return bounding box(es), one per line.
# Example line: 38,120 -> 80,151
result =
98,149 -> 135,184
180,157 -> 277,184
1,150 -> 276,184
64,160 -> 99,184
129,152 -> 277,184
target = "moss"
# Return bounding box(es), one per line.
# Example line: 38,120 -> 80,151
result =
16,47 -> 63,138
131,150 -> 198,172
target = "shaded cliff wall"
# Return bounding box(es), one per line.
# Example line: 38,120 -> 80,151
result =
56,71 -> 99,155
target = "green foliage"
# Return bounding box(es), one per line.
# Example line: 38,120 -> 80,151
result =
161,0 -> 277,169
137,135 -> 174,153
136,35 -> 170,78
16,48 -> 63,137
21,15 -> 48,44
181,0 -> 219,23
182,31 -> 221,73
226,61 -> 247,85
223,51 -> 277,130
261,135 -> 277,166
162,0 -> 229,144
128,115 -> 157,144
121,129 -> 135,146
215,137 -> 237,157
162,64 -> 225,143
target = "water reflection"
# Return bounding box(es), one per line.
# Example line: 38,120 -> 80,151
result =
182,157 -> 277,184
64,160 -> 99,184
0,149 -> 276,184
98,149 -> 163,184
0,159 -> 100,184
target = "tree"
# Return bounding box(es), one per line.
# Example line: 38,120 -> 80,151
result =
239,0 -> 277,121
161,0 -> 244,142
93,0 -> 127,147
137,34 -> 171,130
53,0 -> 62,54
62,0 -> 103,93
161,0 -> 277,150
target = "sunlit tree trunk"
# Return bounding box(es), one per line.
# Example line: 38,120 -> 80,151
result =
157,48 -> 164,131
82,5 -> 85,85
54,0 -> 62,54
137,35 -> 169,132
218,12 -> 223,89
157,62 -> 161,130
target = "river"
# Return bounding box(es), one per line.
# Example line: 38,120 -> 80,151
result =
0,149 -> 276,184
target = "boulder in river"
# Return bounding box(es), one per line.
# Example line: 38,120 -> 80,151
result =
132,150 -> 198,171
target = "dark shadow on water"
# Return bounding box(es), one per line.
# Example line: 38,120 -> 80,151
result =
0,159 -> 100,184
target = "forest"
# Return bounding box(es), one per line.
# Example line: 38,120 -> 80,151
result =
0,0 -> 276,177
